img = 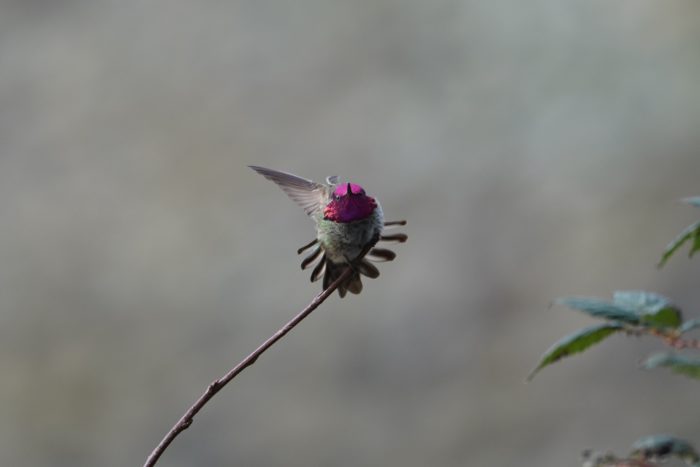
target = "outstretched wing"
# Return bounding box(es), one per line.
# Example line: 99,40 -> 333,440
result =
249,166 -> 329,216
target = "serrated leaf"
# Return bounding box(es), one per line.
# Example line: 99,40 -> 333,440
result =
658,220 -> 700,268
527,323 -> 623,381
630,434 -> 700,464
556,297 -> 639,325
680,319 -> 700,334
641,352 -> 700,380
613,291 -> 682,329
681,197 -> 700,208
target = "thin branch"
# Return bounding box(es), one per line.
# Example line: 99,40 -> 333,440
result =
645,328 -> 700,349
666,338 -> 700,349
144,267 -> 353,467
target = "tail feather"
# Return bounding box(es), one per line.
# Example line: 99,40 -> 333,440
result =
311,256 -> 326,282
297,238 -> 318,254
301,246 -> 323,270
380,233 -> 407,243
322,260 -> 336,291
357,259 -> 379,278
300,219 -> 406,297
346,273 -> 363,294
368,248 -> 396,262
304,249 -> 367,297
383,220 -> 407,228
322,260 -> 365,298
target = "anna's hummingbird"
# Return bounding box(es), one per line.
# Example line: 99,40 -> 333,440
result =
250,166 -> 406,297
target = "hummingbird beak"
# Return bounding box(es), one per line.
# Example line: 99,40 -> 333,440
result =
346,182 -> 352,196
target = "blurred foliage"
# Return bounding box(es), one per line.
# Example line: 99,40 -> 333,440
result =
530,198 -> 700,465
659,199 -> 700,268
630,435 -> 700,466
642,353 -> 700,380
555,292 -> 683,329
530,291 -> 691,381
582,435 -> 699,467
527,323 -> 622,381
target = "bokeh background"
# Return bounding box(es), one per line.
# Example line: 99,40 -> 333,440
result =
2,1 -> 700,466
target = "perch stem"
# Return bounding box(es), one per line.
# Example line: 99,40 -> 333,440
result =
144,267 -> 353,467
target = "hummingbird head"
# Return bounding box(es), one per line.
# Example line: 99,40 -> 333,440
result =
323,182 -> 377,223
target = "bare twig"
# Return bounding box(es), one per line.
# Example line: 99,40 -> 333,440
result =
144,267 -> 353,467
643,328 -> 700,349
659,336 -> 700,350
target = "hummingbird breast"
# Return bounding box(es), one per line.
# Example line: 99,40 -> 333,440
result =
315,203 -> 384,264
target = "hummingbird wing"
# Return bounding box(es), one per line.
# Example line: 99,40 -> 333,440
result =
249,166 -> 329,216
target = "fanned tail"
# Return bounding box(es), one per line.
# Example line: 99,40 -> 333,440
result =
296,219 -> 406,297
299,244 -> 372,298
322,261 -> 359,298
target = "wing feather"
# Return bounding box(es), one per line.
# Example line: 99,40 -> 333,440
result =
249,166 -> 328,216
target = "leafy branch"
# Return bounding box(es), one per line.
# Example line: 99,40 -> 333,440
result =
658,197 -> 700,268
528,195 -> 700,465
143,268 -> 353,467
530,196 -> 700,384
527,291 -> 700,381
582,434 -> 700,467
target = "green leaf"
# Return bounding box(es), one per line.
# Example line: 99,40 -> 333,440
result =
556,292 -> 682,329
630,434 -> 700,464
693,231 -> 700,257
658,220 -> 700,268
612,291 -> 683,329
640,306 -> 683,328
612,290 -> 668,309
556,297 -> 639,325
527,323 -> 623,381
680,319 -> 700,334
681,197 -> 700,208
641,352 -> 700,380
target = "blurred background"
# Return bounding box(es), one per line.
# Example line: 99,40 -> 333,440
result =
1,1 -> 699,465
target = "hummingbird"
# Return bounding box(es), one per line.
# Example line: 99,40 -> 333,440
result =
250,166 -> 407,297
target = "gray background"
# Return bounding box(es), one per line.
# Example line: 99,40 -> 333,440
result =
1,1 -> 699,465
